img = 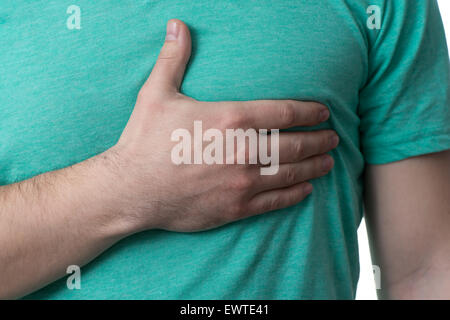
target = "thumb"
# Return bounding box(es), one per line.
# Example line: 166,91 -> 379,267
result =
146,19 -> 192,95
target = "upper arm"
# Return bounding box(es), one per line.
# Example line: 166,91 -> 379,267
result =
357,0 -> 450,299
364,150 -> 450,299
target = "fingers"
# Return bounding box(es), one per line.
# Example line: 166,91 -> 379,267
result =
245,182 -> 313,217
144,19 -> 192,95
217,100 -> 330,130
253,154 -> 334,192
232,130 -> 338,166
276,130 -> 339,163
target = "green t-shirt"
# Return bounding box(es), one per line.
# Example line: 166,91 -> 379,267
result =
1,0 -> 449,299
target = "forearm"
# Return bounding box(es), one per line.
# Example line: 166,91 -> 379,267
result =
0,148 -> 138,299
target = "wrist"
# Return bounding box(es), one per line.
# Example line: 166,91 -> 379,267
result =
82,147 -> 144,238
96,145 -> 161,234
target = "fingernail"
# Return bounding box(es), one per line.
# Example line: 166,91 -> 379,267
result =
322,155 -> 333,171
329,135 -> 339,148
319,109 -> 330,122
304,183 -> 313,195
166,20 -> 179,41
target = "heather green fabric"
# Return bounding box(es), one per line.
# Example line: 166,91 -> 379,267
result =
0,0 -> 448,299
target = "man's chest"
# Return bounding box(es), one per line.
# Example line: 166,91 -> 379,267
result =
0,0 -> 368,183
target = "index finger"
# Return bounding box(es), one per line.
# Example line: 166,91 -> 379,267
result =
220,100 -> 330,129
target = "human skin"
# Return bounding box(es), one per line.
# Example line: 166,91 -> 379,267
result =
365,150 -> 450,299
0,19 -> 339,299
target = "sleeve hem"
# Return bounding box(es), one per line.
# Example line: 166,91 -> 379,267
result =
363,128 -> 450,165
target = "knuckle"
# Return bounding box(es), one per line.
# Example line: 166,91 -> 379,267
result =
264,196 -> 282,212
158,43 -> 179,61
231,173 -> 254,191
284,166 -> 297,185
292,140 -> 304,158
137,88 -> 161,108
222,109 -> 245,129
279,102 -> 296,127
158,54 -> 177,61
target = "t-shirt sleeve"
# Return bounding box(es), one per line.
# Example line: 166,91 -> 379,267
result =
358,0 -> 450,164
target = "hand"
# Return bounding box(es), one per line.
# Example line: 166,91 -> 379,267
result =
109,19 -> 338,232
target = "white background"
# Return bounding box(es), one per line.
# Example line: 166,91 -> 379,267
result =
356,0 -> 450,299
